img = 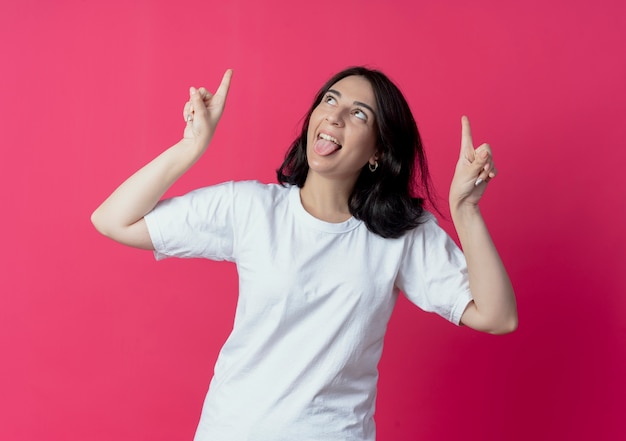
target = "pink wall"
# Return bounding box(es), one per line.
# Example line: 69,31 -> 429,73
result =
1,1 -> 624,440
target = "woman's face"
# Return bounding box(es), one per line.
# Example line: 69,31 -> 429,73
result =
306,75 -> 379,183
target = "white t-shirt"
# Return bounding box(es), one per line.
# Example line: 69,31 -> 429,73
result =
144,181 -> 472,441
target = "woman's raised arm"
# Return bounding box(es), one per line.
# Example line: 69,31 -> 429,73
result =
91,69 -> 233,249
449,116 -> 518,334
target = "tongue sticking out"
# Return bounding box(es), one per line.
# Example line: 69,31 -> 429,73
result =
313,138 -> 341,156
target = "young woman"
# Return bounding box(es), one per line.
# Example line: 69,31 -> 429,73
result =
92,66 -> 517,441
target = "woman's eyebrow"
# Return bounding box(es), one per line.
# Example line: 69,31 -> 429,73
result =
328,89 -> 377,117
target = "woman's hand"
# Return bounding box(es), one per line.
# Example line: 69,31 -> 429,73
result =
449,116 -> 497,213
182,69 -> 233,150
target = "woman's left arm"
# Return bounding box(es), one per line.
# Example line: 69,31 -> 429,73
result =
450,116 -> 518,334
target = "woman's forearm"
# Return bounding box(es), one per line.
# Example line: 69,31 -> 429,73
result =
91,138 -> 203,246
452,205 -> 518,334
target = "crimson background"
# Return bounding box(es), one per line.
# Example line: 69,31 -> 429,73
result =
1,1 -> 624,440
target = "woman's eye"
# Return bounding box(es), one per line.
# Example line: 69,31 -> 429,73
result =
324,95 -> 337,105
354,109 -> 367,121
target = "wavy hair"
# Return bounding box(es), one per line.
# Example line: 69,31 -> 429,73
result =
276,66 -> 437,238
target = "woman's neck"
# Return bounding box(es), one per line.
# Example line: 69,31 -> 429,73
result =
299,174 -> 355,223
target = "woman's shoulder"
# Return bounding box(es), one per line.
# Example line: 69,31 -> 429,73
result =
181,180 -> 290,206
400,210 -> 443,241
232,180 -> 291,197
228,180 -> 293,209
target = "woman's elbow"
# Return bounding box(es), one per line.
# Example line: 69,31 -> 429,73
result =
462,300 -> 518,335
90,212 -> 153,250
91,207 -> 113,237
488,314 -> 519,335
90,208 -> 105,234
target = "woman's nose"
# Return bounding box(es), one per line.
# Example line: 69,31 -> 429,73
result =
325,108 -> 345,126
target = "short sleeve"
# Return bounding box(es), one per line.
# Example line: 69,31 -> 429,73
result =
144,181 -> 236,261
395,214 -> 473,325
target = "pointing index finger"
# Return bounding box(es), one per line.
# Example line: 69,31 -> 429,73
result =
461,115 -> 474,154
460,115 -> 478,164
215,69 -> 233,99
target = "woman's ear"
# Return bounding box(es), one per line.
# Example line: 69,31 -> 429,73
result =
368,152 -> 381,172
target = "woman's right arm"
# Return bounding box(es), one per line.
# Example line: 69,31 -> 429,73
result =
91,69 -> 233,249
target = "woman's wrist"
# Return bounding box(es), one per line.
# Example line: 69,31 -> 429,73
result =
451,199 -> 480,216
177,137 -> 210,160
450,202 -> 483,228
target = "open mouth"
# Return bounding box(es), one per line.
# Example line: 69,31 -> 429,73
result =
314,133 -> 342,156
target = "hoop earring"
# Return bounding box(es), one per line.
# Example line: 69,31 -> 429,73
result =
369,160 -> 379,172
